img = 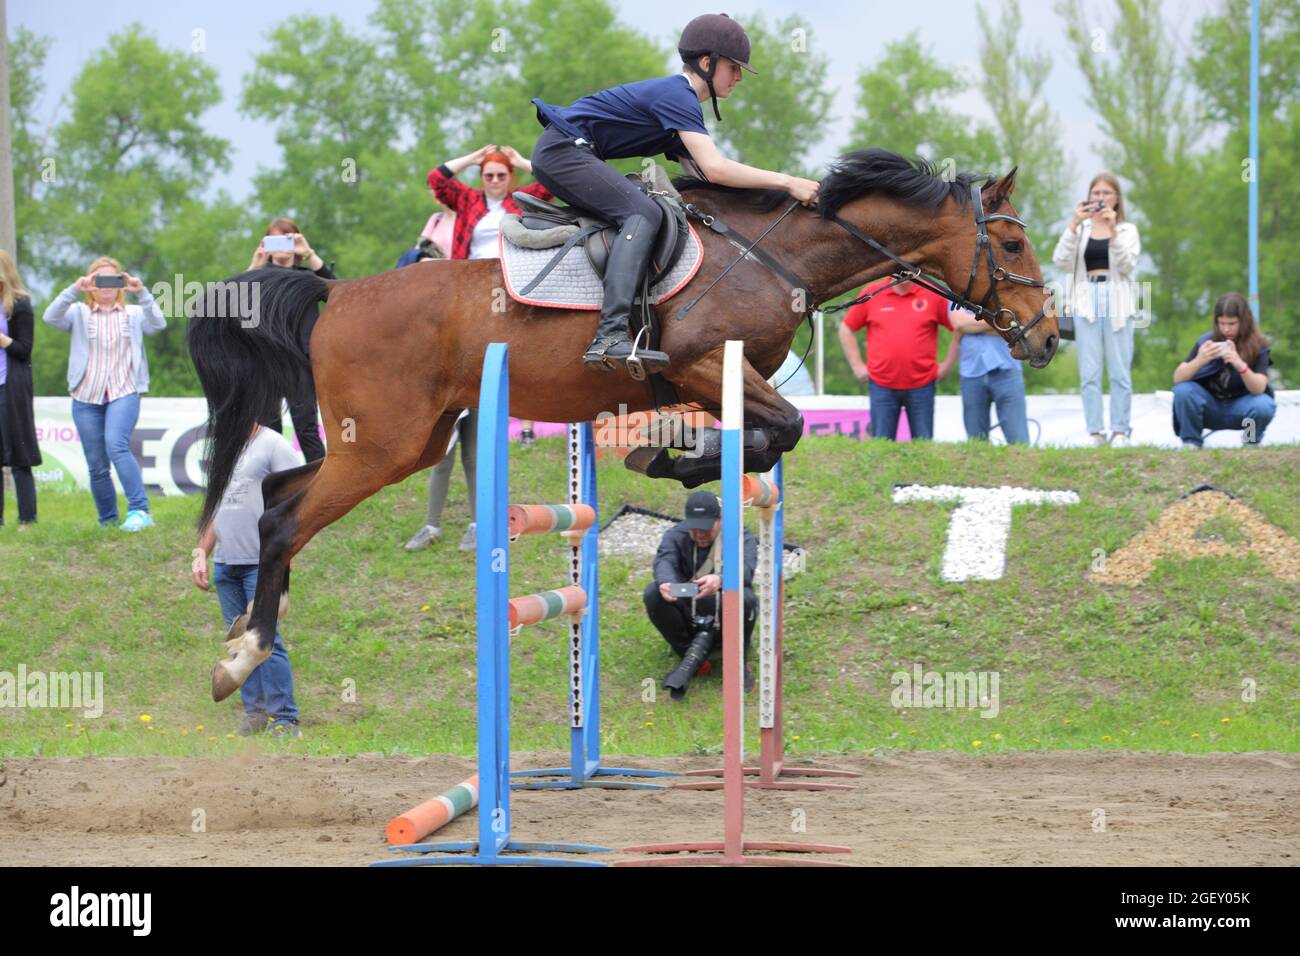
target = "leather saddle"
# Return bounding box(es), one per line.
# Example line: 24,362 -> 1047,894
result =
509,174 -> 689,287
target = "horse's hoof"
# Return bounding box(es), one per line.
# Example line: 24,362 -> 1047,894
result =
644,448 -> 677,479
623,446 -> 661,475
225,612 -> 249,644
624,446 -> 674,479
212,661 -> 240,702
211,628 -> 272,702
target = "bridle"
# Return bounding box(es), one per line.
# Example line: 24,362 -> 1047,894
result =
824,182 -> 1051,350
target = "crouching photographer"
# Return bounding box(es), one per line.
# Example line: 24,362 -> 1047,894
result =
643,491 -> 758,700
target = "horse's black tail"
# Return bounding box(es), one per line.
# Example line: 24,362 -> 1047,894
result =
187,267 -> 332,531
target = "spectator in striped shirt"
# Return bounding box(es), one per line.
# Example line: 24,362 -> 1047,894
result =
42,256 -> 166,531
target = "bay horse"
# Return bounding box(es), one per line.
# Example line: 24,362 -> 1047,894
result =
189,148 -> 1059,701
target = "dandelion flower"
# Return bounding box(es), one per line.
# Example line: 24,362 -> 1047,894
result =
992,733 -> 1003,741
139,714 -> 153,723
972,740 -> 983,748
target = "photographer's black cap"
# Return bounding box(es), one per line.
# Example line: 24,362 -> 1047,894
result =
683,491 -> 721,530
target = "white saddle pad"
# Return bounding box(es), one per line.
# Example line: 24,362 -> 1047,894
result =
499,224 -> 703,310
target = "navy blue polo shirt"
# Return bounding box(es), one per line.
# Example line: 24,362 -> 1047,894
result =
532,74 -> 710,162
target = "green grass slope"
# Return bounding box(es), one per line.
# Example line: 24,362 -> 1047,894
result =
1,439 -> 1297,757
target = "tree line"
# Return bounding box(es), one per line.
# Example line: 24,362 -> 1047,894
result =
8,0 -> 1294,398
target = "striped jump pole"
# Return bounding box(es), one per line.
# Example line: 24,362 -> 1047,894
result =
384,774 -> 480,846
375,342 -> 612,866
619,341 -> 851,866
678,458 -> 858,792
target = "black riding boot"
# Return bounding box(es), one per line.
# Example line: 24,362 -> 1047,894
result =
583,213 -> 670,378
662,630 -> 716,701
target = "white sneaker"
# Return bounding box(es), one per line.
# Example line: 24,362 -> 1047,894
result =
1089,432 -> 1109,447
1110,432 -> 1131,448
459,523 -> 477,552
404,525 -> 442,551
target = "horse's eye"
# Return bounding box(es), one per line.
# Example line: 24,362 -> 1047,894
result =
1002,241 -> 1023,254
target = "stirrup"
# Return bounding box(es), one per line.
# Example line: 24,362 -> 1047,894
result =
620,327 -> 669,381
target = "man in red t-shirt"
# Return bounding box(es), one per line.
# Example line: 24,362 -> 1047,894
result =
837,277 -> 958,439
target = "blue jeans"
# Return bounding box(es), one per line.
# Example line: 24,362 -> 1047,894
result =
1074,283 -> 1135,434
212,562 -> 299,726
868,380 -> 936,440
1172,381 -> 1275,446
961,365 -> 1029,444
71,393 -> 148,524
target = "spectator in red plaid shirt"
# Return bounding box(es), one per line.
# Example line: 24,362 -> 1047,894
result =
428,143 -> 549,446
426,144 -> 552,262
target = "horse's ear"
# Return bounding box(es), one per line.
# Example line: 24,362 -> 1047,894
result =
984,167 -> 1019,209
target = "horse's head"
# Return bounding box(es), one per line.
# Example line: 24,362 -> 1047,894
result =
818,151 -> 1059,368
954,169 -> 1058,368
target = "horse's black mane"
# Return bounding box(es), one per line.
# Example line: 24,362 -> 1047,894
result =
671,148 -> 992,218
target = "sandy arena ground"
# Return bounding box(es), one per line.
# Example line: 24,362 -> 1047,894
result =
1,751 -> 1295,866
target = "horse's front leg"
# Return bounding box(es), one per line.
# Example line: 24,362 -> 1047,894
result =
629,351 -> 804,487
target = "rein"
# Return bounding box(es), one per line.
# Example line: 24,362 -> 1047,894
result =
676,199 -> 814,321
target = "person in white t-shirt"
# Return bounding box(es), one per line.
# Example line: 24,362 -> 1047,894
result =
193,425 -> 304,737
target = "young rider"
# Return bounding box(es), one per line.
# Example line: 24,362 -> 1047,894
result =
529,13 -> 820,376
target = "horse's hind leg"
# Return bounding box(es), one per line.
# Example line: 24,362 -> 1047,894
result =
212,412 -> 459,702
219,458 -> 325,647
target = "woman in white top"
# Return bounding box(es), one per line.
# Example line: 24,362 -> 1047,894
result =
1052,173 -> 1142,447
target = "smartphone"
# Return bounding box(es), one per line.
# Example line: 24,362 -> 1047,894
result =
668,582 -> 700,599
262,235 -> 295,253
93,274 -> 126,288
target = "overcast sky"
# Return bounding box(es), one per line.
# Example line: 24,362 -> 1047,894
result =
13,0 -> 1224,207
